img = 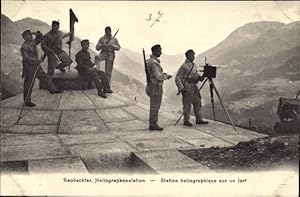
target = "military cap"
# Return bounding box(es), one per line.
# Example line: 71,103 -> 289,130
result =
185,49 -> 196,57
105,26 -> 111,31
151,44 -> 161,53
81,39 -> 90,45
22,29 -> 32,38
52,20 -> 60,26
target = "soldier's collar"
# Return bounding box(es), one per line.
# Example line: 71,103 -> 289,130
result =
185,59 -> 194,63
24,40 -> 34,44
150,55 -> 160,63
104,34 -> 112,39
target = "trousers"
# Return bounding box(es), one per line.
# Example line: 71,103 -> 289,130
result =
78,68 -> 110,93
95,52 -> 115,84
47,50 -> 72,76
23,62 -> 57,103
182,84 -> 203,122
146,82 -> 163,126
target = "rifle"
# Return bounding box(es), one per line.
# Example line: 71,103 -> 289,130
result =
107,28 -> 119,44
143,48 -> 150,84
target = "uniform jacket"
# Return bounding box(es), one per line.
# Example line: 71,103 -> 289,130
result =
175,59 -> 200,91
75,49 -> 94,72
96,35 -> 120,61
146,55 -> 168,85
20,34 -> 43,65
41,30 -> 65,54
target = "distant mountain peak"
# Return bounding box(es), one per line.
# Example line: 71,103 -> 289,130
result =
229,21 -> 285,40
16,17 -> 50,27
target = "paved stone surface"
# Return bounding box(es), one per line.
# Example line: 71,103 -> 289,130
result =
122,105 -> 149,120
18,110 -> 61,125
122,105 -> 172,126
1,143 -> 69,162
1,134 -> 60,146
59,110 -> 108,134
68,141 -> 136,157
85,91 -> 126,109
31,93 -> 62,110
96,108 -> 135,123
0,90 -> 269,174
126,137 -> 193,151
0,94 -> 24,108
0,125 -> 57,134
133,150 -> 209,173
28,157 -> 89,174
116,130 -> 168,139
178,137 -> 233,148
1,108 -> 21,126
107,119 -> 148,131
164,125 -> 215,139
82,153 -> 132,174
59,133 -> 118,145
109,93 -> 135,105
0,89 -> 48,109
58,91 -> 95,110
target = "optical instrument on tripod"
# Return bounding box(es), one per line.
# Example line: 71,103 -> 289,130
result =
175,57 -> 237,131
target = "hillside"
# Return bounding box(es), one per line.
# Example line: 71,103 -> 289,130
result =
165,21 -> 300,132
0,14 -> 147,102
113,48 -> 182,85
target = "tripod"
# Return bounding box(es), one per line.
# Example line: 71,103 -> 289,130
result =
175,77 -> 237,131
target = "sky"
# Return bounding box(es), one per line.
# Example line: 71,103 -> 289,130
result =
2,1 -> 300,55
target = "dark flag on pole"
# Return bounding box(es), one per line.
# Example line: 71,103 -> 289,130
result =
66,8 -> 78,71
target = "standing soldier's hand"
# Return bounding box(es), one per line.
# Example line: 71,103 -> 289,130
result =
198,75 -> 205,82
180,88 -> 187,95
166,74 -> 172,79
163,73 -> 172,80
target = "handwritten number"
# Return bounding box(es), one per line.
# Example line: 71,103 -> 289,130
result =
147,14 -> 152,21
147,11 -> 163,27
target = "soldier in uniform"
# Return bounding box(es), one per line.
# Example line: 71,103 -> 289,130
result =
175,49 -> 208,126
41,20 -> 73,76
20,30 -> 62,107
95,26 -> 121,85
146,44 -> 172,130
75,39 -> 112,98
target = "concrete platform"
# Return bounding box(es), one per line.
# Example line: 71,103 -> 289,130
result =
0,89 -> 267,174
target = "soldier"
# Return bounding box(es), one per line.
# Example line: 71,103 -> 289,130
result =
41,20 -> 73,76
75,39 -> 113,98
95,26 -> 121,85
20,30 -> 62,107
175,49 -> 208,126
146,44 -> 172,130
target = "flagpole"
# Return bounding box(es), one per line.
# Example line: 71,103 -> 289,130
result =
68,9 -> 72,71
68,8 -> 78,72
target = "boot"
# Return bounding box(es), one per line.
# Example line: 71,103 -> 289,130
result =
184,121 -> 193,127
98,91 -> 107,98
196,120 -> 209,124
49,89 -> 63,94
56,63 -> 66,72
149,124 -> 163,131
25,101 -> 36,107
103,89 -> 113,94
48,79 -> 63,94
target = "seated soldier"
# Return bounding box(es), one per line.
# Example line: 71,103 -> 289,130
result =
20,30 -> 62,107
75,39 -> 112,98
